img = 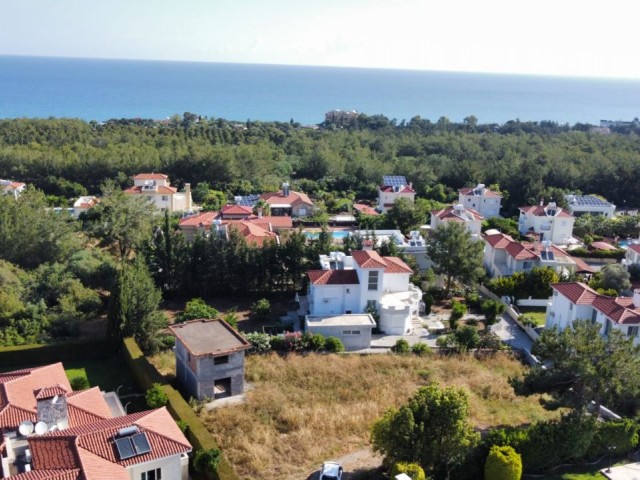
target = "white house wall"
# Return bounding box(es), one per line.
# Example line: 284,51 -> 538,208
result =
309,285 -> 360,315
126,454 -> 186,480
459,194 -> 501,218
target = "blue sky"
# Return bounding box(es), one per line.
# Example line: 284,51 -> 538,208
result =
2,0 -> 638,79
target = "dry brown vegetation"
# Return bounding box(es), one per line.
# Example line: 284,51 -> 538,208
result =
200,352 -> 558,480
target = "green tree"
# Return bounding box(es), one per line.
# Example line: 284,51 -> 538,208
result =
107,256 -> 166,354
193,448 -> 222,473
590,264 -> 631,295
390,462 -> 427,480
484,445 -> 522,480
371,383 -> 479,478
481,300 -> 505,327
426,222 -> 484,297
449,300 -> 466,330
85,180 -> 155,260
386,197 -> 423,234
251,298 -> 271,320
177,298 -> 219,323
145,383 -> 168,408
511,320 -> 640,414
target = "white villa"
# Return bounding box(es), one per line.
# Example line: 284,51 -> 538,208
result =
303,249 -> 422,341
72,195 -> 100,218
624,244 -> 640,267
0,179 -> 26,198
351,229 -> 431,270
430,204 -> 484,240
565,194 -> 616,218
378,176 -> 415,213
483,232 -> 594,278
458,184 -> 502,218
518,202 -> 575,245
546,282 -> 640,346
124,173 -> 192,213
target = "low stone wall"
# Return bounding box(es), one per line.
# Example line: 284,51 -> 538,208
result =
517,297 -> 550,308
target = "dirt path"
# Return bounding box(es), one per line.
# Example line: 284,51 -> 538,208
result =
304,448 -> 383,480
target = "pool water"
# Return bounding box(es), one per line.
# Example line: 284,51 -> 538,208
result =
304,231 -> 351,240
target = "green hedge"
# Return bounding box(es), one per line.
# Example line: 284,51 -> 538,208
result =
569,248 -> 626,259
0,338 -> 118,367
121,338 -> 240,480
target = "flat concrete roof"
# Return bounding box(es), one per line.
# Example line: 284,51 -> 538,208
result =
169,319 -> 250,356
305,314 -> 376,327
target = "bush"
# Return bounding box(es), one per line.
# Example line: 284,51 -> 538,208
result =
481,299 -> 506,326
157,333 -> 175,351
178,298 -> 218,323
244,332 -> 272,354
485,445 -> 522,480
303,331 -> 326,351
251,298 -> 271,320
194,448 -> 222,473
324,336 -> 345,353
464,290 -> 482,309
146,383 -> 169,408
422,293 -> 434,315
570,247 -> 626,259
449,300 -> 466,330
392,338 -> 411,354
518,315 -> 537,328
455,326 -> 480,351
70,376 -> 89,391
390,461 -> 426,480
589,419 -> 640,459
411,342 -> 431,356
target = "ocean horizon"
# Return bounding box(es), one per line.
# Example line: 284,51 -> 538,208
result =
1,55 -> 639,125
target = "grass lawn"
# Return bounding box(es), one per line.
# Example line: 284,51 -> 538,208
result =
199,352 -> 559,480
518,306 -> 548,326
538,459 -> 626,479
63,356 -> 138,394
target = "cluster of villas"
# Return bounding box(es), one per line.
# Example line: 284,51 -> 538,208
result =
0,363 -> 191,479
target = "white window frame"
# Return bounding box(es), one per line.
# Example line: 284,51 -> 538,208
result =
141,468 -> 161,480
368,271 -> 379,291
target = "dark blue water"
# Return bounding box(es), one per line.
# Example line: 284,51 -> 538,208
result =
1,55 -> 640,125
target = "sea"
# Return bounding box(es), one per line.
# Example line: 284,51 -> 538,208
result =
1,55 -> 640,125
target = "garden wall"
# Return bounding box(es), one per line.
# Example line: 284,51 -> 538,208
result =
121,338 -> 240,480
0,338 -> 117,367
516,297 -> 550,308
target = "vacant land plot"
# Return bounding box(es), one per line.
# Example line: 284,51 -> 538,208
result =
200,352 -> 558,480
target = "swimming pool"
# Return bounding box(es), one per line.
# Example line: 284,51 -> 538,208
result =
304,230 -> 351,240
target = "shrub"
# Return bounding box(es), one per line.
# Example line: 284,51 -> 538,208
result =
518,315 -> 537,328
422,293 -> 434,315
222,308 -> 239,329
484,445 -> 522,480
570,247 -> 625,259
589,419 -> 640,459
244,332 -> 272,354
412,342 -> 431,357
70,376 -> 89,391
436,334 -> 458,351
251,298 -> 271,320
464,290 -> 482,309
194,448 -> 222,473
390,461 -> 427,480
449,300 -> 466,330
269,334 -> 286,351
391,338 -> 411,354
146,383 -> 168,408
157,333 -> 175,351
324,336 -> 345,353
481,299 -> 506,326
303,331 -> 326,351
177,297 -> 219,323
454,326 -> 480,351
282,331 -> 305,351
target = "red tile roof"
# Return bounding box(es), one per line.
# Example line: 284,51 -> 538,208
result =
261,190 -> 314,207
353,203 -> 379,215
352,250 -> 388,269
628,244 -> 640,254
308,270 -> 360,285
132,173 -> 168,180
569,256 -> 597,273
504,242 -> 538,260
8,469 -> 82,480
123,185 -> 177,194
221,204 -> 253,217
0,404 -> 37,430
551,282 -> 599,304
1,363 -> 71,412
431,206 -> 484,222
35,385 -> 69,400
249,215 -> 293,230
67,388 -> 113,420
519,205 -> 573,218
484,232 -> 515,248
591,241 -> 617,251
458,187 -> 502,198
379,185 -> 415,193
228,221 -> 278,247
31,437 -> 80,470
592,296 -> 640,325
382,256 -> 413,274
178,211 -> 219,227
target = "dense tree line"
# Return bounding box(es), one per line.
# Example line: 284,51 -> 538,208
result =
2,116 -> 640,215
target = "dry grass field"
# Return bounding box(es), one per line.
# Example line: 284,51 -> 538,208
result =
198,352 -> 558,480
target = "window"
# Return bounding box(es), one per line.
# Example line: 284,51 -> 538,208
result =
368,271 -> 379,291
342,330 -> 361,335
161,195 -> 168,201
628,326 -> 639,337
147,196 -> 153,201
569,303 -> 573,311
214,355 -> 229,365
366,300 -> 376,310
523,261 -> 532,269
141,469 -> 161,480
604,319 -> 612,335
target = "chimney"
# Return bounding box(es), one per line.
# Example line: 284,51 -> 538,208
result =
282,182 -> 290,196
363,240 -> 374,251
185,183 -> 192,211
36,385 -> 69,431
633,289 -> 640,308
257,207 -> 263,218
540,198 -> 544,207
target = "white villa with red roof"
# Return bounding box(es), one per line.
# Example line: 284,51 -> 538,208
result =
0,180 -> 26,198
458,184 -> 502,218
623,243 -> 640,267
377,176 -> 415,214
518,201 -> 575,245
260,183 -> 314,217
71,196 -> 100,218
430,204 -> 484,240
304,249 -> 421,342
546,282 -> 640,346
178,208 -> 292,244
0,363 -> 191,479
124,173 -> 192,213
483,232 -> 594,277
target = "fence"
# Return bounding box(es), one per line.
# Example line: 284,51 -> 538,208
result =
517,297 -> 550,308
479,284 -> 541,343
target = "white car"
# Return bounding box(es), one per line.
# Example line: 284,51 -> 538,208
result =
319,461 -> 343,480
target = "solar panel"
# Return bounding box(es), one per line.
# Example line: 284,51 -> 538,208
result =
236,194 -> 260,207
132,432 -> 152,455
540,251 -> 555,261
115,437 -> 136,460
382,175 -> 407,187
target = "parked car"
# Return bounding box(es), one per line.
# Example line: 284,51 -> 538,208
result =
319,461 -> 343,480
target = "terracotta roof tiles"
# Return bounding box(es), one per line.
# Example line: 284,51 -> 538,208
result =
382,256 -> 413,274
308,270 -> 360,285
458,186 -> 502,198
351,250 -> 388,269
551,282 -> 599,304
132,173 -> 168,180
